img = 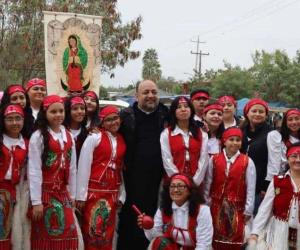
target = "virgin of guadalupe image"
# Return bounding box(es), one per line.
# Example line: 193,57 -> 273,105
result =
62,34 -> 89,93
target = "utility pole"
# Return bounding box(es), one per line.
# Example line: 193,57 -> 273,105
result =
190,36 -> 209,76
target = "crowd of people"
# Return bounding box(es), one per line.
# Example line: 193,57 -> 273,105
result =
0,78 -> 299,250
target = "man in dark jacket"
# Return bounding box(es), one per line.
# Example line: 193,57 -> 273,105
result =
117,80 -> 169,250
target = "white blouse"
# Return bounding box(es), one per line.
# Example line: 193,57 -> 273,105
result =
160,126 -> 209,186
144,202 -> 213,250
267,130 -> 299,180
252,171 -> 300,235
207,137 -> 220,155
28,126 -> 77,205
204,150 -> 256,216
76,131 -> 126,204
2,134 -> 26,180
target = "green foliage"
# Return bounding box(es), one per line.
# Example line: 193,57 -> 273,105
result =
142,48 -> 162,82
210,64 -> 255,99
99,85 -> 108,98
0,0 -> 142,88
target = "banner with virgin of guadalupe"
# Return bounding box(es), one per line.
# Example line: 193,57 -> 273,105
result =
43,11 -> 102,95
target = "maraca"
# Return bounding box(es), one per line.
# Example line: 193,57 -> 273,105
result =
132,204 -> 154,229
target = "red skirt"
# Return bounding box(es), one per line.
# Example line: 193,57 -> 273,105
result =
30,189 -> 78,250
211,198 -> 245,250
82,188 -> 119,250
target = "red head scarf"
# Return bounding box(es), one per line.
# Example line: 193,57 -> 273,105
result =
287,146 -> 300,158
84,91 -> 97,99
99,105 -> 119,119
70,96 -> 85,107
43,95 -> 63,110
243,98 -> 268,116
203,103 -> 223,114
8,85 -> 25,95
171,174 -> 192,189
218,95 -> 237,107
26,78 -> 46,92
221,127 -> 243,144
286,108 -> 300,118
191,92 -> 209,101
4,104 -> 24,117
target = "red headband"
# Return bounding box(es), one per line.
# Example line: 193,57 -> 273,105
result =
204,103 -> 223,114
71,97 -> 85,107
218,95 -> 236,107
287,146 -> 300,158
286,109 -> 300,118
244,98 -> 268,116
191,92 -> 209,101
99,105 -> 119,119
222,127 -> 243,144
43,95 -> 63,110
84,91 -> 97,99
171,174 -> 192,189
8,85 -> 25,95
4,104 -> 24,117
26,78 -> 46,91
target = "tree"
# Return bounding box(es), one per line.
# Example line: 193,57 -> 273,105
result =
142,48 -> 162,82
0,0 -> 142,88
210,63 -> 256,99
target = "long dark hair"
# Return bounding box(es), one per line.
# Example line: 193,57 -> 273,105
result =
83,91 -> 100,129
0,84 -> 35,139
160,175 -> 204,217
280,112 -> 300,142
63,96 -> 88,152
36,107 -> 52,164
169,96 -> 199,138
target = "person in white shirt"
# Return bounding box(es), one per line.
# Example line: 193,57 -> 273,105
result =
27,95 -> 81,250
249,143 -> 300,250
76,105 -> 126,250
137,173 -> 213,250
160,96 -> 209,186
267,108 -> 300,179
203,103 -> 224,156
25,78 -> 47,121
63,96 -> 88,162
217,95 -> 239,129
204,127 -> 256,250
83,90 -> 100,130
0,104 -> 28,249
190,89 -> 210,124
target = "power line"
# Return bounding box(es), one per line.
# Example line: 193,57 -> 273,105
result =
190,37 -> 209,76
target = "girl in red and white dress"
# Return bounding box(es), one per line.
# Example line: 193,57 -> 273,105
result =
0,104 -> 28,250
267,108 -> 300,178
217,95 -> 239,129
76,105 -> 126,250
204,127 -> 256,250
63,96 -> 88,162
160,96 -> 208,186
83,91 -> 100,130
138,174 -> 213,250
28,95 -> 81,250
203,103 -> 224,156
250,143 -> 300,250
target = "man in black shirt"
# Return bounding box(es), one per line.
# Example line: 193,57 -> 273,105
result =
117,80 -> 169,250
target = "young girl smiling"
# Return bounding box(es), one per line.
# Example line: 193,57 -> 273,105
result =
0,104 -> 28,249
28,95 -> 80,250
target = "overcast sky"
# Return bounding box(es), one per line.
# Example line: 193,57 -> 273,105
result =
101,0 -> 300,87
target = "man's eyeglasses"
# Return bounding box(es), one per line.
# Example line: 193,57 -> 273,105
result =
169,184 -> 187,191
